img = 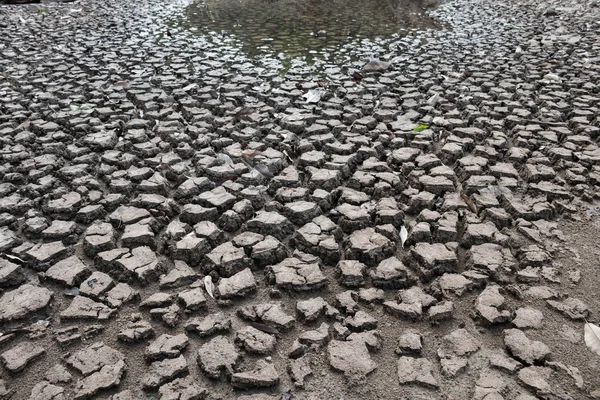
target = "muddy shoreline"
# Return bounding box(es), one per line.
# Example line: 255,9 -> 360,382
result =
0,0 -> 599,399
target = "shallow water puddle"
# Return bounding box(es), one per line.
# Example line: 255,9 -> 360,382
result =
181,0 -> 444,64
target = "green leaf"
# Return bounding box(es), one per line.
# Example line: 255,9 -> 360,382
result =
413,125 -> 428,133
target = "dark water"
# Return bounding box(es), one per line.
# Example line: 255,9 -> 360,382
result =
182,0 -> 443,64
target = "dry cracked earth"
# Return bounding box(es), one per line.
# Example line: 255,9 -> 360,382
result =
0,0 -> 600,399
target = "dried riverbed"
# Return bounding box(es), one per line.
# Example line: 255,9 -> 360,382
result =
0,0 -> 600,399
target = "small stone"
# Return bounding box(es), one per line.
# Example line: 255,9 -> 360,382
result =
488,350 -> 523,373
235,326 -> 277,354
186,312 -> 232,336
370,257 -> 415,289
547,361 -> 584,389
503,329 -> 551,365
83,222 -> 116,257
473,369 -> 509,400
44,255 -> 90,287
383,300 -> 422,320
245,211 -> 294,241
238,303 -> 295,330
397,356 -> 439,389
396,329 -> 423,355
145,333 -> 189,361
513,307 -> 544,329
476,285 -> 511,324
298,322 -> 330,347
344,310 -> 378,332
437,329 -> 481,377
73,360 -> 125,400
197,336 -> 240,379
0,259 -> 24,288
1,342 -> 45,372
159,261 -> 197,289
328,338 -> 377,378
118,320 -> 154,343
60,296 -> 115,321
65,342 -> 124,375
26,241 -> 69,265
282,201 -> 322,225
410,243 -> 458,279
121,223 -> 155,248
142,355 -> 188,390
231,360 -> 280,389
45,364 -> 73,384
547,298 -> 589,320
559,324 -> 580,344
140,292 -> 173,308
296,297 -> 328,321
29,381 -> 64,400
106,283 -> 139,308
266,257 -> 327,291
177,287 -> 207,311
344,228 -> 394,266
517,366 -> 552,393
217,268 -> 257,299
428,300 -> 454,324
158,376 -> 208,400
172,234 -> 211,266
288,356 -> 313,388
79,271 -> 114,299
337,260 -> 366,287
462,222 -> 500,247
524,286 -> 559,300
358,287 -> 385,304
0,284 -> 53,322
438,273 -> 473,296
150,304 -> 181,328
336,290 -> 359,315
98,246 -> 165,283
251,235 -> 287,267
203,241 -> 251,277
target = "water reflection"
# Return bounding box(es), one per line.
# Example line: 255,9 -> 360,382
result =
182,0 -> 443,63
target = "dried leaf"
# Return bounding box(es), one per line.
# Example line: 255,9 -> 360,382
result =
400,225 -> 408,249
1,252 -> 24,264
303,89 -> 323,104
64,288 -> 79,297
113,81 -> 129,88
352,71 -> 362,84
543,73 -> 561,82
241,149 -> 260,162
234,107 -> 254,121
584,322 -> 600,356
460,191 -> 478,214
254,164 -> 274,179
204,276 -> 215,299
216,153 -> 233,165
181,83 -> 197,92
427,93 -> 440,106
248,322 -> 279,335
